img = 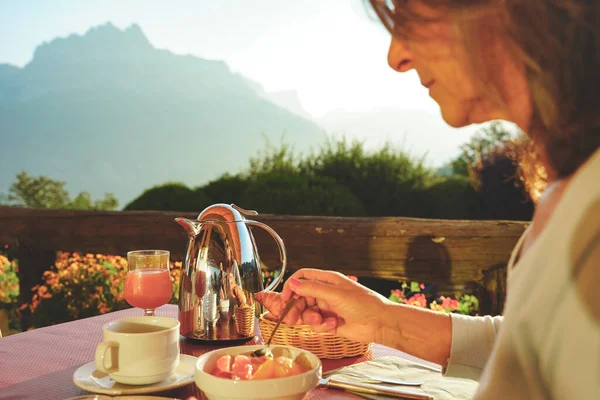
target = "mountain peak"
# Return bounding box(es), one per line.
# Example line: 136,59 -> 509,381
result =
29,23 -> 152,67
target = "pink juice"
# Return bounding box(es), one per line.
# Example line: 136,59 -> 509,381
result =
124,269 -> 172,310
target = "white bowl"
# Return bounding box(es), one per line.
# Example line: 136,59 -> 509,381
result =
194,345 -> 322,400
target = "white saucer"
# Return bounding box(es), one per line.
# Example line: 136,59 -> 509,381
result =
72,354 -> 197,396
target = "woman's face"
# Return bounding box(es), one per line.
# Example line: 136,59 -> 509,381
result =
386,8 -> 532,130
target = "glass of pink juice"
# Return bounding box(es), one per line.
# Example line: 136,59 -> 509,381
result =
125,250 -> 172,316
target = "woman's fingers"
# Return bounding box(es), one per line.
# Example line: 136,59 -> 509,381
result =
309,316 -> 338,334
301,306 -> 323,325
281,269 -> 345,301
282,296 -> 306,325
287,277 -> 345,305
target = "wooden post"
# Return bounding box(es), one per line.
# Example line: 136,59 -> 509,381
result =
16,243 -> 56,331
482,263 -> 508,315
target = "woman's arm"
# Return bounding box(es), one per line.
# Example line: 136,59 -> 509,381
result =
376,301 -> 453,366
276,269 -> 503,381
378,302 -> 503,381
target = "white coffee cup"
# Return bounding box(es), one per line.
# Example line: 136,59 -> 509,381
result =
95,316 -> 180,385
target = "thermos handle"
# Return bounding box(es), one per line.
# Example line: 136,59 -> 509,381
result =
244,220 -> 287,292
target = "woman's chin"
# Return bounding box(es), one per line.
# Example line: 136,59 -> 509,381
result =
440,108 -> 499,127
439,110 -> 472,128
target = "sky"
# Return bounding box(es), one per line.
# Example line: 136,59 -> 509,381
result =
0,0 -> 441,117
0,0 -> 488,164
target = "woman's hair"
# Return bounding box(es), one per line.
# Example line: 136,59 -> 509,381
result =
369,0 -> 599,178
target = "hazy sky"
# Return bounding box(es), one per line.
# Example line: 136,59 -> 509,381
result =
0,0 -> 495,168
0,0 -> 442,117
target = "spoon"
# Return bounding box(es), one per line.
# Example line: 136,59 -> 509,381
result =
252,297 -> 298,358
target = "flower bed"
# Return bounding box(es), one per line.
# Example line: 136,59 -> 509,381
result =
2,247 -> 479,331
19,252 -> 183,329
388,281 -> 479,315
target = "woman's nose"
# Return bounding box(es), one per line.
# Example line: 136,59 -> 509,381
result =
388,37 -> 413,73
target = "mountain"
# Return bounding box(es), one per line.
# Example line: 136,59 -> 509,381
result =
0,23 -> 325,206
260,90 -> 313,120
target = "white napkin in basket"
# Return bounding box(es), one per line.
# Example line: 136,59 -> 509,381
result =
328,356 -> 478,399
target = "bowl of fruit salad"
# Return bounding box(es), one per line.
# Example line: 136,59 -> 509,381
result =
194,345 -> 321,400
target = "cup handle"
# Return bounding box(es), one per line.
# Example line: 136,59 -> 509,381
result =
244,220 -> 287,292
95,341 -> 119,374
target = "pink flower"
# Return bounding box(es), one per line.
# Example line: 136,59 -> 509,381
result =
440,296 -> 459,311
407,293 -> 427,308
419,283 -> 425,289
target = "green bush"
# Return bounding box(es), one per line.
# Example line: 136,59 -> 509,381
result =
124,182 -> 213,212
240,173 -> 366,216
200,174 -> 249,205
301,138 -> 433,217
421,175 -> 481,219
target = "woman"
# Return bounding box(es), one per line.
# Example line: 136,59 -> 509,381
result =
266,1 -> 600,398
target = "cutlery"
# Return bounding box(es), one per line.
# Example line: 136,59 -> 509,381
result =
319,377 -> 433,399
251,297 -> 297,358
323,362 -> 442,377
331,371 -> 424,386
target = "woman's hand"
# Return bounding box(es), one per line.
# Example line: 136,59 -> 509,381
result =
278,268 -> 392,344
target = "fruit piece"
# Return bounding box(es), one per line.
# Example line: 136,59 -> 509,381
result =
231,354 -> 253,380
273,356 -> 294,378
290,361 -> 308,376
250,355 -> 269,368
215,355 -> 232,373
232,355 -> 251,368
252,358 -> 276,380
232,362 -> 253,380
271,347 -> 293,359
214,370 -> 233,379
294,353 -> 312,371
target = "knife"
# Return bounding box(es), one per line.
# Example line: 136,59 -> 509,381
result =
319,377 -> 434,399
333,371 -> 424,386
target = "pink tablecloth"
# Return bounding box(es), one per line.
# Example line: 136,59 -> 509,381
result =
0,305 -> 441,400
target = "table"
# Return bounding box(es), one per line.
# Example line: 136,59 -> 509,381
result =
0,305 -> 441,400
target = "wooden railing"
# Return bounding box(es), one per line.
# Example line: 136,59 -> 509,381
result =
0,206 -> 528,328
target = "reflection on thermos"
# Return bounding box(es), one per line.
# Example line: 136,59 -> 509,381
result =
175,204 -> 287,342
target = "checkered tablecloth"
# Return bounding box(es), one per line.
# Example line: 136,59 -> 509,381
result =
0,305 -> 446,400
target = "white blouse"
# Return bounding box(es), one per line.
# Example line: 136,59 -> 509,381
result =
445,149 -> 600,399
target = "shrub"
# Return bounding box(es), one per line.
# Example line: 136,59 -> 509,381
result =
22,252 -> 183,328
0,253 -> 20,333
200,174 -> 249,205
388,280 -> 479,316
421,175 -> 481,219
0,254 -> 19,308
20,252 -> 277,329
300,138 -> 433,217
473,142 -> 535,221
240,173 -> 366,216
125,182 -> 214,212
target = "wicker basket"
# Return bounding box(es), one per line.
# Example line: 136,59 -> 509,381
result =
234,304 -> 255,337
258,313 -> 371,359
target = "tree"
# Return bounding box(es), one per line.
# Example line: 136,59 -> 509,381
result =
69,192 -> 119,211
7,171 -> 119,210
9,172 -> 71,209
449,121 -> 515,177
